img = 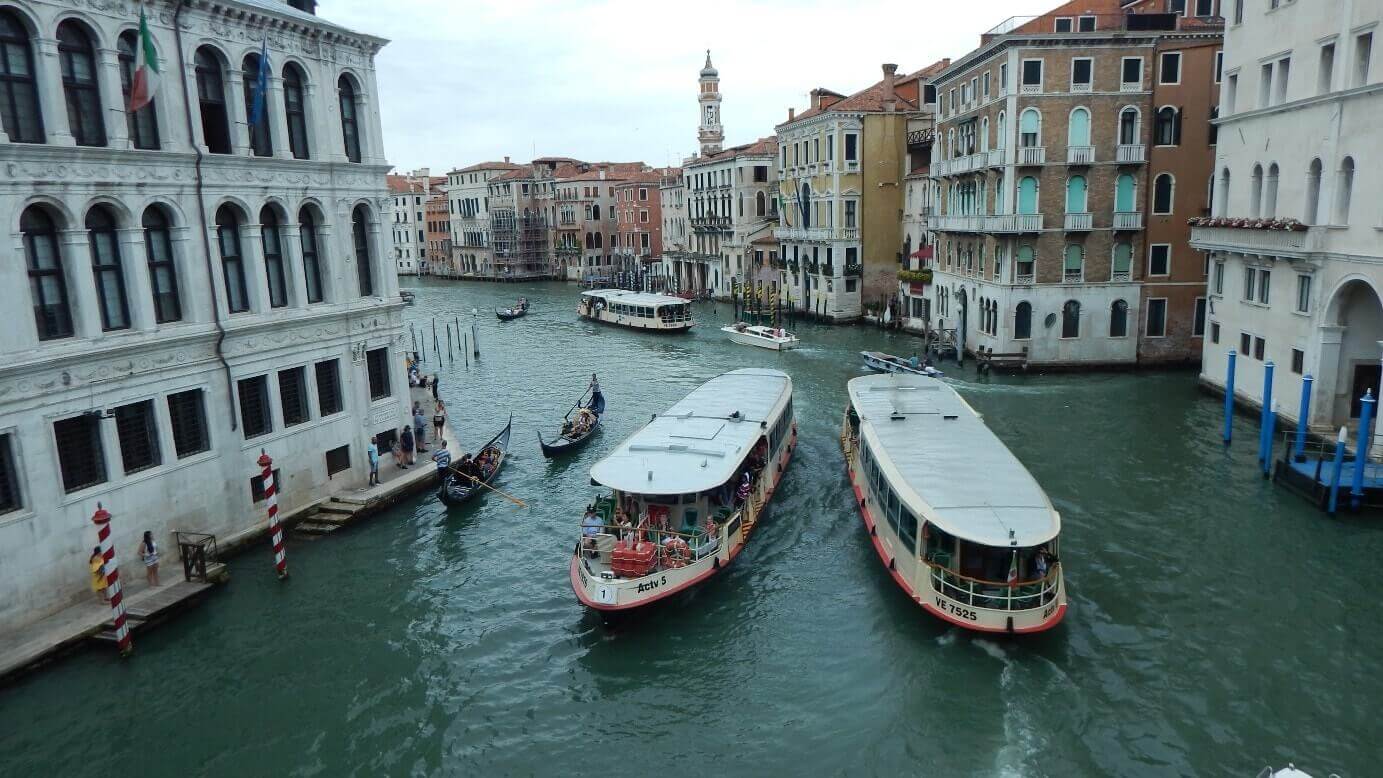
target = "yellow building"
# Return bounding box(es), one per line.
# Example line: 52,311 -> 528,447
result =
775,62 -> 947,321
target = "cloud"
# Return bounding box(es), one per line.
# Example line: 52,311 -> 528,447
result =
319,0 -> 1039,172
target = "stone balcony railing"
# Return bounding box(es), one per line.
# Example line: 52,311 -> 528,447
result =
935,215 -> 985,232
1066,145 -> 1095,165
1111,270 -> 1132,281
1018,146 -> 1046,165
987,149 -> 1005,167
1064,212 -> 1093,231
1113,211 -> 1143,230
1189,223 -> 1322,259
1015,272 -> 1034,285
989,213 -> 1043,233
1116,144 -> 1146,163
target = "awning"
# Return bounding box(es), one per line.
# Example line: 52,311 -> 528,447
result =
910,246 -> 934,259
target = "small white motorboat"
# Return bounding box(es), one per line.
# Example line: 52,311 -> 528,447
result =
861,350 -> 943,377
1256,765 -> 1340,778
722,323 -> 800,351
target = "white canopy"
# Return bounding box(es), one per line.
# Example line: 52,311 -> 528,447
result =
580,289 -> 688,308
848,373 -> 1059,548
590,369 -> 791,495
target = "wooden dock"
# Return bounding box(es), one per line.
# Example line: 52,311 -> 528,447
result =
90,580 -> 216,643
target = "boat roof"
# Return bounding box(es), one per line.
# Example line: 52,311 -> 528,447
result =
580,289 -> 689,307
848,373 -> 1058,547
591,369 -> 791,495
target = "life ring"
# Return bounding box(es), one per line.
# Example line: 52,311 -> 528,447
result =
663,537 -> 690,568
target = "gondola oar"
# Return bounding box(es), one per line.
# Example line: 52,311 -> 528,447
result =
563,385 -> 592,421
450,468 -> 527,508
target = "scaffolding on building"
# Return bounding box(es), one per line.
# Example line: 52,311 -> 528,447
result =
488,209 -> 554,281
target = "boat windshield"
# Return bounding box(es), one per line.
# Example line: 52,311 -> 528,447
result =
659,303 -> 691,323
923,523 -> 1060,612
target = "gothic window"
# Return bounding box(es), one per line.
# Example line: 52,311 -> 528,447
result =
0,10 -> 42,143
58,21 -> 105,146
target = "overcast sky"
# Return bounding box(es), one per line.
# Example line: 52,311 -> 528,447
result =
321,0 -> 1039,174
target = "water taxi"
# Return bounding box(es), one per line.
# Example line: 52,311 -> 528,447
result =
577,289 -> 694,332
840,373 -> 1065,633
571,368 -> 796,612
722,323 -> 800,351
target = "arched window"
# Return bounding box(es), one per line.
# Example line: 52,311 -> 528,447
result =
1067,107 -> 1091,146
142,206 -> 180,323
243,54 -> 272,156
1208,106 -> 1219,145
800,183 -> 811,227
1118,107 -> 1139,145
1217,167 -> 1231,217
594,232 -> 603,248
282,63 -> 309,159
1019,108 -> 1040,147
216,206 -> 249,312
21,205 -> 73,339
1112,241 -> 1132,280
57,21 -> 105,147
1062,300 -> 1081,338
1109,299 -> 1128,337
1264,163 -> 1279,218
996,111 -> 1006,149
1014,301 -> 1032,339
980,116 -> 990,152
195,47 -> 231,154
1250,164 -> 1264,217
352,204 -> 374,296
299,206 -> 323,303
87,205 -> 131,331
0,10 -> 43,143
1115,174 -> 1136,212
1154,106 -> 1181,146
118,30 -> 159,150
1065,175 -> 1088,213
338,75 -> 362,163
1153,173 -> 1175,214
1305,158 -> 1322,224
584,232 -> 593,250
1334,156 -> 1354,225
260,207 -> 287,307
755,190 -> 766,217
1017,176 -> 1039,214
1063,244 -> 1083,281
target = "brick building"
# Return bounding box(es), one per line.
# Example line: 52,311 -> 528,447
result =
613,171 -> 668,287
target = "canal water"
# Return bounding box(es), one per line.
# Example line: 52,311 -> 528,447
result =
1,279 -> 1377,777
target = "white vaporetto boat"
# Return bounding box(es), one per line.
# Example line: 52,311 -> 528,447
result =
721,323 -> 800,351
577,289 -> 694,332
571,368 -> 796,612
861,350 -> 943,377
840,373 -> 1066,633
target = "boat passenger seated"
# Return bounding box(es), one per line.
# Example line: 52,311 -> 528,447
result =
581,505 -> 603,556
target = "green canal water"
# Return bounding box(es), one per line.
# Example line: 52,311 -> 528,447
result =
2,280 -> 1378,777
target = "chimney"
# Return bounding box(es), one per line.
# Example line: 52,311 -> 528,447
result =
788,107 -> 796,121
504,155 -> 510,163
883,63 -> 898,112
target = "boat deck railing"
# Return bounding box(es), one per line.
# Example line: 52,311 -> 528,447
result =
926,563 -> 1061,612
579,522 -> 723,576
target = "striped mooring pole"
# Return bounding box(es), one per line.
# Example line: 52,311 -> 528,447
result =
91,504 -> 132,657
259,450 -> 288,579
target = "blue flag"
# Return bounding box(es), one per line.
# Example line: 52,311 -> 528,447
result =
248,37 -> 269,128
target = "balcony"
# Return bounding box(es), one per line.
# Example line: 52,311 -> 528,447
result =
1063,269 -> 1083,283
1066,145 -> 1095,165
776,226 -> 834,242
1110,270 -> 1131,281
1071,81 -> 1092,94
1015,273 -> 1034,285
1119,80 -> 1142,93
1020,83 -> 1042,94
840,227 -> 859,241
1064,212 -> 1093,231
1116,144 -> 1146,163
933,158 -> 950,176
987,149 -> 1005,167
988,213 -> 1043,233
1189,222 -> 1322,260
934,215 -> 985,233
1113,211 -> 1143,230
1017,146 -> 1046,166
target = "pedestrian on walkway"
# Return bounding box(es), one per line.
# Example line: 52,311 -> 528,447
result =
400,426 -> 415,467
391,433 -> 406,470
412,404 -> 428,451
139,531 -> 160,587
367,435 -> 380,485
430,374 -> 440,401
89,547 -> 108,603
433,400 -> 447,441
431,440 -> 451,475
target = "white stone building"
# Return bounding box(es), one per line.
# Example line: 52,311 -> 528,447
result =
0,0 -> 405,632
443,159 -> 519,278
658,168 -> 687,285
683,139 -> 779,299
1192,0 -> 1382,438
386,167 -> 440,277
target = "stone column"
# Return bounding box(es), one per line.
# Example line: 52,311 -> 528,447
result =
267,74 -> 291,160
204,223 -> 231,319
182,56 -> 206,151
117,227 -> 156,331
241,223 -> 270,314
316,221 -> 341,303
1312,324 -> 1345,428
305,80 -> 338,163
3,232 -> 30,349
367,218 -> 390,297
170,226 -> 206,323
97,46 -> 129,149
60,230 -> 103,338
34,37 -> 75,146
226,67 -> 251,157
279,221 -> 307,308
363,68 -> 386,164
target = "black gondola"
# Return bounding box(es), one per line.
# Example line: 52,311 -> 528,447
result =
538,390 -> 605,458
438,415 -> 512,506
496,300 -> 529,321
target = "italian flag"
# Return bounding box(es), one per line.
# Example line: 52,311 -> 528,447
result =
128,5 -> 160,112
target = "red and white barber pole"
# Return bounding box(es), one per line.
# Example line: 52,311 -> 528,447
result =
259,450 -> 288,579
91,504 -> 132,657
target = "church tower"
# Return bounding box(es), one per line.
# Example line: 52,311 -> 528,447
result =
697,50 -> 724,156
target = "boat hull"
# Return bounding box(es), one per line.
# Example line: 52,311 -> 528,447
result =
840,412 -> 1064,633
539,422 -> 599,457
571,426 -> 796,611
861,351 -> 940,377
725,328 -> 799,351
578,309 -> 693,332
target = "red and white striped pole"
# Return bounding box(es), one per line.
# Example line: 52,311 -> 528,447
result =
259,450 -> 288,580
91,503 -> 132,657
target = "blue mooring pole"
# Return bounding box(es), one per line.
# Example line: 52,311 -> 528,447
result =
1350,390 -> 1376,509
1258,361 -> 1276,464
1294,374 -> 1314,460
1262,401 -> 1278,478
1223,350 -> 1237,445
1328,427 -> 1347,515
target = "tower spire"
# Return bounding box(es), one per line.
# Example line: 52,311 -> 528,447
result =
697,50 -> 723,156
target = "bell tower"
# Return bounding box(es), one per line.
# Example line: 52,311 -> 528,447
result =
697,50 -> 724,156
